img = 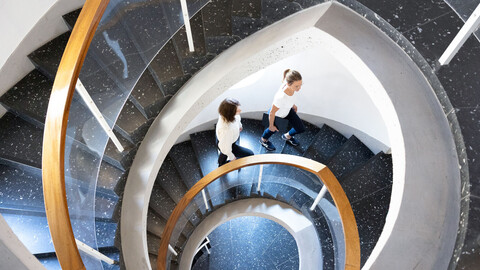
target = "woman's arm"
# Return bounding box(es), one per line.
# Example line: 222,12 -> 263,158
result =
269,105 -> 280,132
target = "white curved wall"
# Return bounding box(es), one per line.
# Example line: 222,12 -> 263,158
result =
184,48 -> 390,153
0,0 -> 85,99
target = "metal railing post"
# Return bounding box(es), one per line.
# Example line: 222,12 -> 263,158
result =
257,164 -> 264,192
201,189 -> 209,210
75,239 -> 116,265
180,0 -> 195,52
168,244 -> 178,257
75,79 -> 124,152
439,3 -> 480,65
310,185 -> 328,211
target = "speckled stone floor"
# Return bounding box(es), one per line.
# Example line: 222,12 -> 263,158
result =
191,216 -> 299,270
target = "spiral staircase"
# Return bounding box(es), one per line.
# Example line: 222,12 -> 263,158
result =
0,0 -> 478,269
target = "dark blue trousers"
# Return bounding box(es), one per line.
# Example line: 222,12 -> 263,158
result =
261,108 -> 306,140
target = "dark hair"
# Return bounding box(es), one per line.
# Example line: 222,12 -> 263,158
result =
218,98 -> 241,122
283,69 -> 302,85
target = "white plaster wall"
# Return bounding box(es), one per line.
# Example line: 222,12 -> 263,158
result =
0,0 -> 56,69
184,48 -> 390,153
0,0 -> 85,97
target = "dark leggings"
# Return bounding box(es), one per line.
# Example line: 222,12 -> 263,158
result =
261,108 -> 306,140
218,143 -> 254,166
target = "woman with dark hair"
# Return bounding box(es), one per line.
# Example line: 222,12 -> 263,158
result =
260,69 -> 306,151
216,98 -> 254,166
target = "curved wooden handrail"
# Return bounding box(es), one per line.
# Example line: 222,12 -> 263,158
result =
42,0 -> 109,269
157,154 -> 361,270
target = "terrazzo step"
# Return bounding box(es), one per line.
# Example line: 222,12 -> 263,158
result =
120,3 -> 173,61
1,211 -> 117,255
201,0 -> 233,37
160,74 -> 192,97
232,0 -> 262,18
28,32 -> 126,113
190,130 -> 230,208
283,164 -> 323,193
256,181 -> 286,199
167,142 -> 203,185
0,113 -> 43,168
190,130 -> 218,176
155,156 -> 189,204
178,54 -> 216,77
232,16 -> 270,39
205,36 -> 242,55
27,32 -> 69,80
351,186 -> 392,267
281,121 -> 321,156
0,161 -> 118,220
168,141 -> 207,214
104,131 -> 137,171
262,0 -> 302,24
149,183 -> 195,233
303,124 -> 348,164
98,161 -> 127,196
0,71 -> 128,170
326,135 -> 375,179
274,184 -> 298,204
301,205 -> 335,270
340,152 -> 393,203
171,12 -> 213,76
148,39 -> 186,93
289,189 -> 313,211
292,0 -> 322,9
0,164 -> 45,213
149,254 -> 158,270
114,100 -> 151,145
0,70 -> 52,128
62,8 -> 81,30
147,211 -> 167,238
88,17 -> 148,91
236,183 -> 252,198
129,70 -> 169,120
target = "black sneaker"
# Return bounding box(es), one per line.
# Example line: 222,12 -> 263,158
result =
260,139 -> 276,151
282,134 -> 300,146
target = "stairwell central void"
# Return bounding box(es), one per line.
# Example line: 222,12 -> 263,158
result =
121,2 -> 461,270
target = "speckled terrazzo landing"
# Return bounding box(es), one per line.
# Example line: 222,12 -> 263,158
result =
191,216 -> 299,270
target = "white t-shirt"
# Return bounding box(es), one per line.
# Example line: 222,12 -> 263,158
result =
272,84 -> 296,118
216,115 -> 242,160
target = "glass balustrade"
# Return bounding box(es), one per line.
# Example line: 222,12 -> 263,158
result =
62,0 -> 208,267
165,163 -> 346,270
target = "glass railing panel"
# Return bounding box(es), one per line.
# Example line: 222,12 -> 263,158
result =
64,98 -> 106,268
165,163 -> 346,270
444,0 -> 480,41
61,0 -> 209,266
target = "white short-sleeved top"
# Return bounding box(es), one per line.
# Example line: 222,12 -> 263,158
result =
272,84 -> 296,118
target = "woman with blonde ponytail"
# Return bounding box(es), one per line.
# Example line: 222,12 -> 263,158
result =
260,69 -> 306,151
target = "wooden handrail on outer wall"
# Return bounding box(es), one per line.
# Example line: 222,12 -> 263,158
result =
42,0 -> 109,269
158,154 -> 361,270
